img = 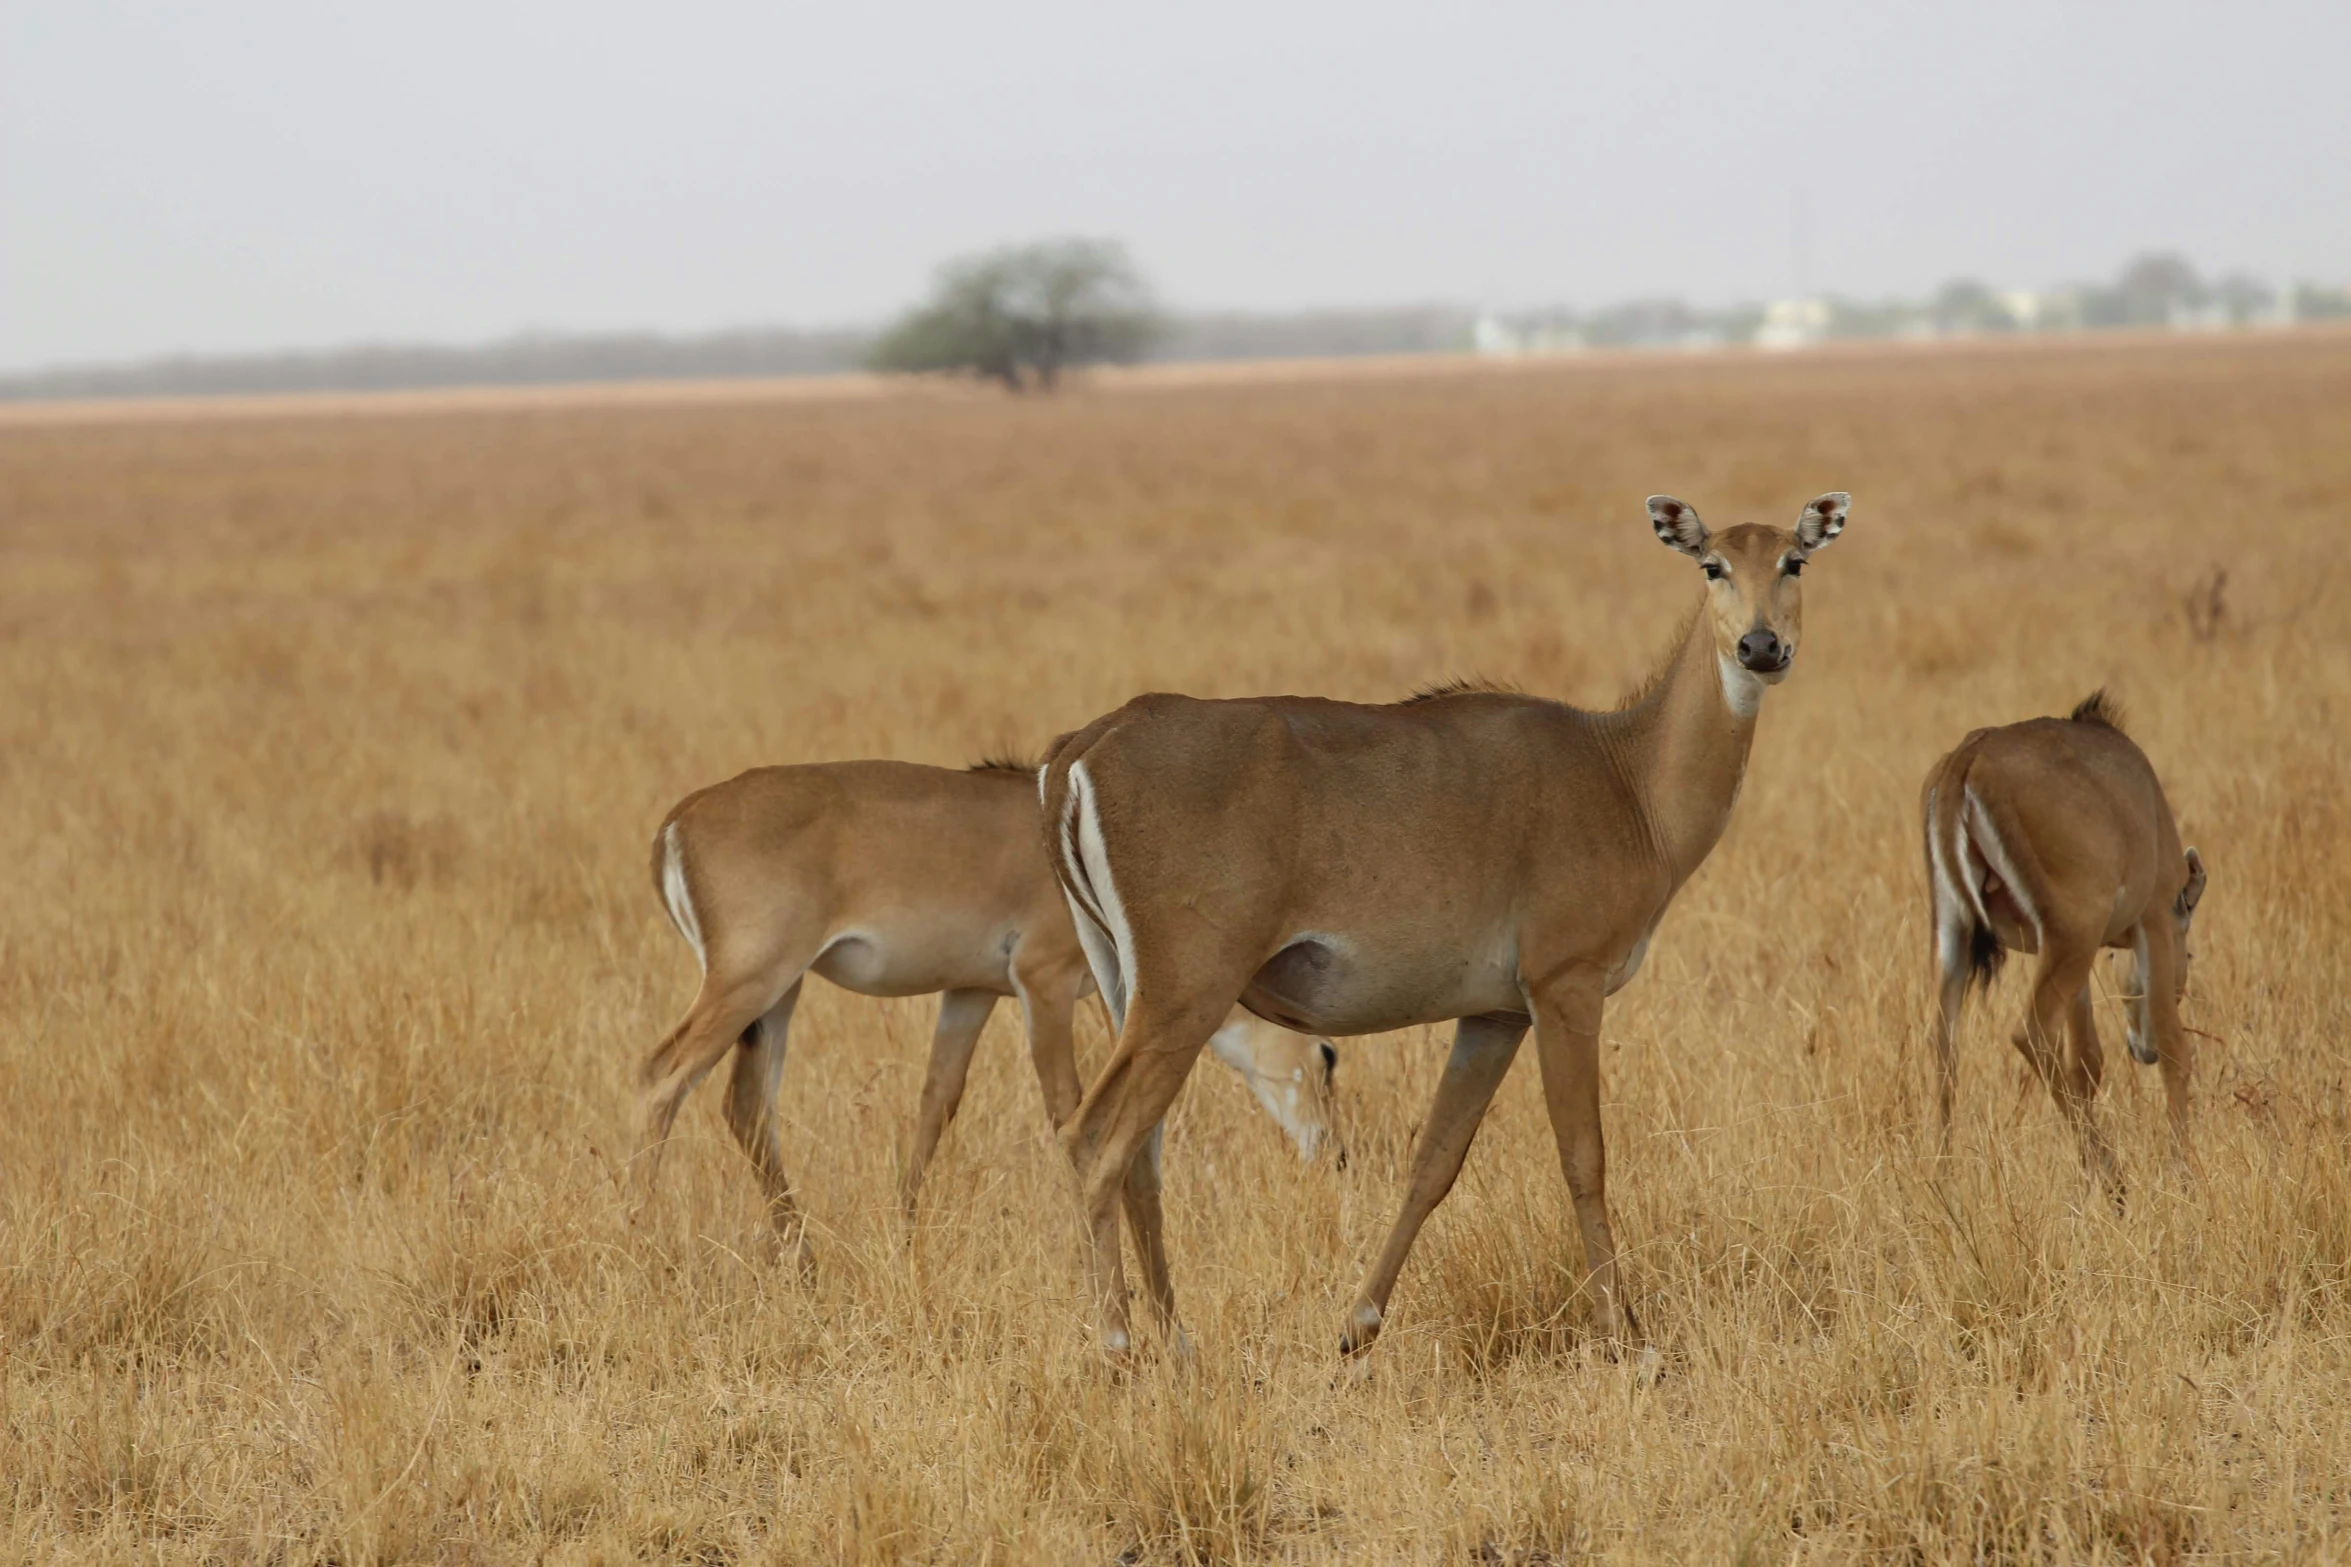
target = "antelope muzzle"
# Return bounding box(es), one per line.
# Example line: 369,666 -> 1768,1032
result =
1736,628 -> 1790,673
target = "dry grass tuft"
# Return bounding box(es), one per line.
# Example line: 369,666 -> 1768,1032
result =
5,332 -> 2351,1560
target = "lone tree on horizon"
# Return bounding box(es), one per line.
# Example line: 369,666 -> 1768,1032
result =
870,239 -> 1159,391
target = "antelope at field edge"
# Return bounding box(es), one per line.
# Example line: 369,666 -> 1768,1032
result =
1042,491 -> 1852,1363
634,759 -> 1338,1273
1922,692 -> 2207,1196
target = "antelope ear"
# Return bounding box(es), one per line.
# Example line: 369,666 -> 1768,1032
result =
2176,847 -> 2206,918
1794,491 -> 1850,552
1648,495 -> 1709,559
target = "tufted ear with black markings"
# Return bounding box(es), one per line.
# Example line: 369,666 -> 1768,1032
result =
1648,495 -> 1709,559
1794,491 -> 1851,552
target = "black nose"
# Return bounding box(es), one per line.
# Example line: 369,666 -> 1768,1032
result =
1737,630 -> 1786,670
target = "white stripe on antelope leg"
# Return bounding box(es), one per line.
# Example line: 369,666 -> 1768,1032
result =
1963,782 -> 2042,941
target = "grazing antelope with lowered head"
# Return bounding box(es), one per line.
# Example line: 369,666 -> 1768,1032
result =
1041,491 -> 1852,1363
635,759 -> 1338,1272
1922,692 -> 2206,1194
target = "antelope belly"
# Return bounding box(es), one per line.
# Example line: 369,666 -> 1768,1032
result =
810,922 -> 1014,998
1240,935 -> 1522,1037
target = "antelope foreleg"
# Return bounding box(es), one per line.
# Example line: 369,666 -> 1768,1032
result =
901,988 -> 997,1216
2141,923 -> 2197,1166
1340,1014 -> 1524,1356
1530,976 -> 1639,1348
2122,926 -> 2159,1066
1011,956 -> 1085,1131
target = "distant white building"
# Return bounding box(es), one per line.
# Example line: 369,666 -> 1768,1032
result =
1525,322 -> 1586,354
1999,290 -> 2045,331
1472,312 -> 1584,357
1754,297 -> 1831,350
1472,312 -> 1523,357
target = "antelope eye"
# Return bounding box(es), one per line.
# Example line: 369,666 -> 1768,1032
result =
1784,558 -> 1805,577
1702,561 -> 1726,581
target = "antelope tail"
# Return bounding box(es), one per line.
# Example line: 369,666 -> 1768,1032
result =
1040,740 -> 1132,1028
1922,758 -> 2006,1001
651,817 -> 706,973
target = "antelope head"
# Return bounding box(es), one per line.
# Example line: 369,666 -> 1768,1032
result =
1206,1016 -> 1345,1164
2173,846 -> 2208,996
1649,492 -> 1851,713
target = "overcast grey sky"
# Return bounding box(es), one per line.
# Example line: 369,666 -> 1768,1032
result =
4,0 -> 2347,372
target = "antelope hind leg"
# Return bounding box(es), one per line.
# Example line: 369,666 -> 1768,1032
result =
634,974 -> 785,1227
2011,944 -> 2117,1205
1930,914 -> 1973,1153
725,981 -> 819,1276
1119,1122 -> 1190,1357
1059,1006 -> 1222,1364
2063,978 -> 2125,1211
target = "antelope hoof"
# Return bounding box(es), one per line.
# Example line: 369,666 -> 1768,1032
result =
767,1222 -> 818,1284
1592,1300 -> 1641,1357
1337,1300 -> 1383,1357
627,1200 -> 676,1251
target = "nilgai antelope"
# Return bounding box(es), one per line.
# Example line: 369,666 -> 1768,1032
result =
1922,692 -> 2206,1193
635,759 -> 1338,1271
1042,492 -> 1852,1362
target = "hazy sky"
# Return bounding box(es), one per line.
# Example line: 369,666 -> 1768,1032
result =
5,0 -> 2348,371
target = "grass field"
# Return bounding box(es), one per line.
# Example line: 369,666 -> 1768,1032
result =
3,331 -> 2349,1563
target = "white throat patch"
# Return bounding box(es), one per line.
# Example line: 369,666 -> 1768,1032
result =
1716,652 -> 1766,719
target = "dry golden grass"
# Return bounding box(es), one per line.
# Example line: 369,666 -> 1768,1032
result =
4,331 -> 2350,1563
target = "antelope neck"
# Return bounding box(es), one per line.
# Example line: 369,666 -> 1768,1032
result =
1605,606 -> 1762,883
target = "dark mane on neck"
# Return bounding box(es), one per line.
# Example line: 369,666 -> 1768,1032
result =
2066,689 -> 2125,731
967,754 -> 1038,775
1397,675 -> 1520,706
